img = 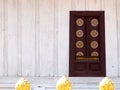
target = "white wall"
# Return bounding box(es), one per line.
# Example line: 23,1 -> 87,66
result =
0,0 -> 120,78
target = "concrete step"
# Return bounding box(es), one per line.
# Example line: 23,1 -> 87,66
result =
32,83 -> 120,90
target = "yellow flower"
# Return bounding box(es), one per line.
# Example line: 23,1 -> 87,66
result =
15,78 -> 30,90
56,76 -> 71,90
99,77 -> 114,90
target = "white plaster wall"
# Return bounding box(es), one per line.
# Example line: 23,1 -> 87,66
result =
0,0 -> 119,78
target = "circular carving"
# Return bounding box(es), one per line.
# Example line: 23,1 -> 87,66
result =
91,51 -> 99,56
91,19 -> 99,26
76,18 -> 84,26
90,30 -> 99,37
76,41 -> 84,48
76,30 -> 84,38
76,52 -> 84,56
90,41 -> 98,49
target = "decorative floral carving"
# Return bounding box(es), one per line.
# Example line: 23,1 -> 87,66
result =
76,41 -> 84,48
91,18 -> 99,26
76,18 -> 84,26
76,51 -> 84,56
90,30 -> 99,37
76,30 -> 84,38
90,41 -> 98,49
91,51 -> 99,56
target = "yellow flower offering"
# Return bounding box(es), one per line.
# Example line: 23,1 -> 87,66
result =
15,78 -> 30,90
99,77 -> 114,90
56,76 -> 71,90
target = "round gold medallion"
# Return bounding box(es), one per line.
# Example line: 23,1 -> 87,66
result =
90,30 -> 99,37
91,51 -> 99,56
76,18 -> 84,26
76,30 -> 84,38
76,41 -> 84,48
90,41 -> 98,49
76,51 -> 84,56
91,18 -> 99,26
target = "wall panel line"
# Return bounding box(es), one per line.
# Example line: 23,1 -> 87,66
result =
21,0 -> 36,76
3,0 -> 8,76
17,0 -> 22,76
0,0 -> 4,76
104,0 -> 118,76
117,0 -> 120,76
39,0 -> 54,76
53,0 -> 58,76
35,0 -> 40,76
7,0 -> 18,76
57,0 -> 71,76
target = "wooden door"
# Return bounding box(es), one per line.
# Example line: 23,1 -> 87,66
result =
69,11 -> 106,77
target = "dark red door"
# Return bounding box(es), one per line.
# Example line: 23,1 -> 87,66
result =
69,11 -> 106,77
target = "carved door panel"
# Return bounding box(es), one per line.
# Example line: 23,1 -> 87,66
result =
69,11 -> 106,76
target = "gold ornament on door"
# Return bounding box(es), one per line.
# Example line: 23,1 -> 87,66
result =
90,30 -> 99,37
76,51 -> 84,56
76,30 -> 84,38
76,41 -> 84,48
91,51 -> 99,56
90,41 -> 98,49
91,19 -> 99,26
76,18 -> 84,26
